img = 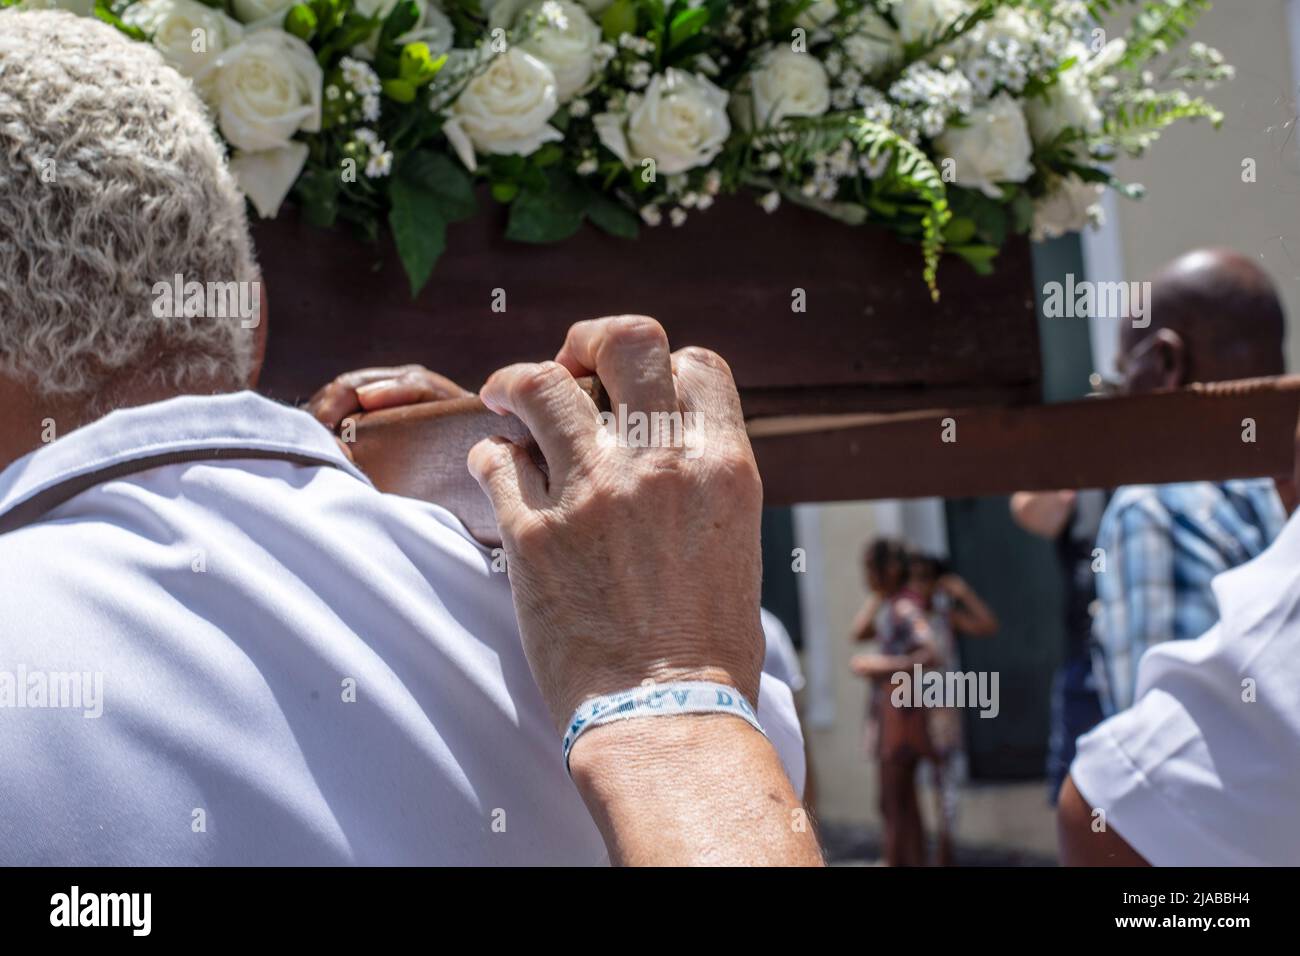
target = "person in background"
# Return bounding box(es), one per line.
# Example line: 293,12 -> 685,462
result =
1010,489 -> 1107,803
1058,413 -> 1300,867
907,554 -> 998,865
850,539 -> 938,866
1091,249 -> 1288,715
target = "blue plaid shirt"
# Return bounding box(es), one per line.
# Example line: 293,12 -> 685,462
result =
1092,479 -> 1286,714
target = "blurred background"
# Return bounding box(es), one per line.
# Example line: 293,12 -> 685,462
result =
757,0 -> 1300,866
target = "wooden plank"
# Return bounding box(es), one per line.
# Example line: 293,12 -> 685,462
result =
752,376 -> 1300,505
251,200 -> 1041,414
350,376 -> 1300,526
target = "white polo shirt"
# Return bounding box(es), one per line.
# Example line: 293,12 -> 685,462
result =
0,391 -> 805,865
1070,507 -> 1300,866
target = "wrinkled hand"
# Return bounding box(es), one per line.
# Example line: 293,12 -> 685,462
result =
306,365 -> 470,459
467,315 -> 765,731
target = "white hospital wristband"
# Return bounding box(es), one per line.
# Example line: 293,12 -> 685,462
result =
561,681 -> 766,771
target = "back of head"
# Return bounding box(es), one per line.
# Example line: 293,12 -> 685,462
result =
0,10 -> 257,405
1125,248 -> 1286,386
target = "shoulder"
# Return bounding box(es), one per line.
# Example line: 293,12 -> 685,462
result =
1101,485 -> 1172,534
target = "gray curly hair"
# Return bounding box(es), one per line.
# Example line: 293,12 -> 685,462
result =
0,9 -> 257,399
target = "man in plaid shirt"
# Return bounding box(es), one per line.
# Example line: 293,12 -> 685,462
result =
1093,249 -> 1289,714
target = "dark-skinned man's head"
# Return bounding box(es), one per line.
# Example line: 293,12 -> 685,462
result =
1118,248 -> 1286,394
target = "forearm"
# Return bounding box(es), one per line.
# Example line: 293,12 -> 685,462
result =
1010,490 -> 1074,539
569,714 -> 824,866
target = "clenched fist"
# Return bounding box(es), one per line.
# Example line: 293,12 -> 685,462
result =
467,315 -> 765,732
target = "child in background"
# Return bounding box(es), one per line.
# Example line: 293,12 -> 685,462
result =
907,555 -> 999,866
850,539 -> 938,867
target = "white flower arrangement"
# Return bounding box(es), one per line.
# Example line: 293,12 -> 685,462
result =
45,0 -> 1233,297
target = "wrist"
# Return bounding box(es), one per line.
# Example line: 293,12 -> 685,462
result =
568,713 -> 813,866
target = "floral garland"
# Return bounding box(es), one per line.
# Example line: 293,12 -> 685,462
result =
14,0 -> 1233,298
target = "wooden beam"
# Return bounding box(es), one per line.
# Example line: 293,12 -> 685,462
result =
752,376 -> 1300,505
350,376 -> 1300,527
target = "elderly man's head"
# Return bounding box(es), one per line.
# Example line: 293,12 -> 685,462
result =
1117,249 -> 1286,394
0,9 -> 260,420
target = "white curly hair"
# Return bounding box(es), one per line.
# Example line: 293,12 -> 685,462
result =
0,9 -> 257,400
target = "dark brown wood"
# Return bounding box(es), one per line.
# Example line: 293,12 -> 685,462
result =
252,197 -> 1042,414
350,376 -> 1300,533
752,376 -> 1300,505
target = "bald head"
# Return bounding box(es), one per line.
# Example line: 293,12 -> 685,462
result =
1119,249 -> 1286,393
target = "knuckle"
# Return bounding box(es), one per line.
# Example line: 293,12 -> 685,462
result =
712,448 -> 762,501
677,346 -> 733,379
512,361 -> 568,403
603,314 -> 669,353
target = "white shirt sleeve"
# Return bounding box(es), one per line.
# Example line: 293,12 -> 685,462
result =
1070,513 -> 1300,866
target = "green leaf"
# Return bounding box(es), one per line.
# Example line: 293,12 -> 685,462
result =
93,0 -> 147,40
387,151 -> 478,296
667,7 -> 708,48
950,244 -> 1000,275
1009,191 -> 1035,235
491,182 -> 520,203
295,169 -> 341,229
389,179 -> 448,297
396,150 -> 478,221
602,0 -> 638,41
382,78 -> 418,102
507,170 -> 588,243
943,217 -> 977,245
380,0 -> 420,44
585,193 -> 640,239
284,4 -> 318,42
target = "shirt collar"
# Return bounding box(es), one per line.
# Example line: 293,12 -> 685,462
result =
0,391 -> 370,523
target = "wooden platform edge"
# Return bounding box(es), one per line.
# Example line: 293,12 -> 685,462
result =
350,376 -> 1300,512
753,375 -> 1300,505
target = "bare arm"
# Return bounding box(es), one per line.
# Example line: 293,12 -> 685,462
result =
471,315 -> 823,867
1010,490 -> 1076,540
940,574 -> 999,637
571,715 -> 821,865
850,593 -> 882,643
1057,774 -> 1149,866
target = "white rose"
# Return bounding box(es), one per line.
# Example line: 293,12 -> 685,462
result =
980,7 -> 1035,46
597,69 -> 730,176
352,0 -> 455,58
844,9 -> 903,77
796,0 -> 839,31
893,0 -> 970,46
230,0 -> 294,24
934,91 -> 1033,199
1026,46 -> 1103,147
122,0 -> 244,78
491,0 -> 601,102
229,142 -> 310,219
736,46 -> 830,130
1032,174 -> 1104,241
445,48 -> 562,168
206,30 -> 322,152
